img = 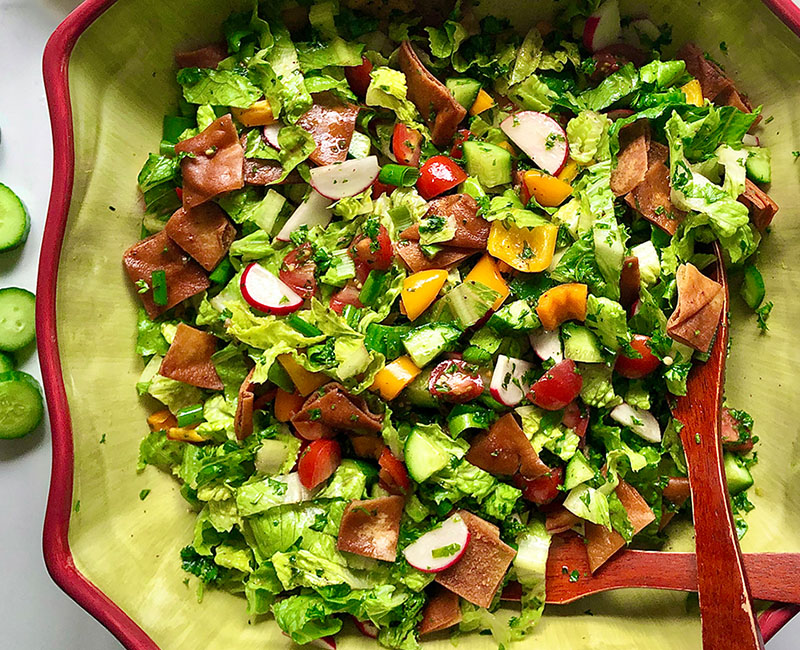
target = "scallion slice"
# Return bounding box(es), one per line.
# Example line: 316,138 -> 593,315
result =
448,404 -> 493,437
359,270 -> 387,307
176,403 -> 204,428
379,164 -> 421,187
287,313 -> 323,338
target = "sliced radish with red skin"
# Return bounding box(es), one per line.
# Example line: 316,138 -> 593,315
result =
309,155 -> 380,200
742,134 -> 760,147
583,0 -> 621,52
609,403 -> 662,443
263,123 -> 282,150
529,330 -> 563,363
352,617 -> 379,639
627,17 -> 660,44
276,190 -> 333,242
403,513 -> 471,573
241,263 -> 303,315
500,112 -> 568,175
490,354 -> 535,407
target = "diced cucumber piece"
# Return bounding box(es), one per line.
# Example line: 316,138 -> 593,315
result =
365,323 -> 411,360
0,352 -> 14,373
739,264 -> 765,309
445,77 -> 482,111
404,427 -> 451,482
0,184 -> 30,252
564,451 -> 596,490
402,323 -> 462,368
0,288 -> 35,351
462,140 -> 512,188
562,322 -> 605,363
348,131 -> 372,159
488,300 -> 540,334
744,146 -> 771,184
723,452 -> 754,495
0,370 -> 44,438
403,368 -> 437,408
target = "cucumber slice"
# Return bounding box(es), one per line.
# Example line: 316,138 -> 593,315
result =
0,370 -> 44,438
564,451 -> 596,490
404,427 -> 451,482
562,322 -> 605,363
445,78 -> 482,111
0,184 -> 31,252
488,300 -> 540,333
723,452 -> 754,495
739,264 -> 765,309
402,323 -> 462,368
402,368 -> 437,408
0,352 -> 14,373
462,140 -> 512,188
744,147 -> 771,184
0,288 -> 35,351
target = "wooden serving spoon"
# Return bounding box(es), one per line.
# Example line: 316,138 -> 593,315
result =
671,245 -> 764,650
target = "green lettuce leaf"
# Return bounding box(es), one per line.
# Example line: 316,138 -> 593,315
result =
176,68 -> 262,108
566,110 -> 611,164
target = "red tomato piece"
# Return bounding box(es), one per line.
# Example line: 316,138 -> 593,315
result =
349,224 -> 393,271
561,401 -> 589,437
590,45 -> 647,82
428,359 -> 484,404
614,334 -> 661,379
372,180 -> 396,199
329,280 -> 363,314
175,187 -> 183,201
416,156 -> 467,200
279,243 -> 317,300
513,466 -> 564,505
528,359 -> 583,411
392,123 -> 423,167
297,439 -> 342,490
345,56 -> 373,98
378,447 -> 411,494
449,128 -> 472,159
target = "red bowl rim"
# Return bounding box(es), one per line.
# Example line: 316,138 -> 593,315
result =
37,0 -> 800,647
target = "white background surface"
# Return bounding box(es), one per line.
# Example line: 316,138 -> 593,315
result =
0,1 -> 797,649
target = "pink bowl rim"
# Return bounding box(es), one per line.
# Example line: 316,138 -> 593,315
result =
36,0 -> 800,647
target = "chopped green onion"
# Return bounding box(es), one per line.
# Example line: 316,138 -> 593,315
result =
208,257 -> 235,285
151,269 -> 168,306
176,404 -> 204,428
379,164 -> 421,187
342,304 -> 362,329
448,404 -> 493,437
287,314 -> 323,338
387,205 -> 415,234
359,270 -> 387,307
431,542 -> 462,558
320,249 -> 356,286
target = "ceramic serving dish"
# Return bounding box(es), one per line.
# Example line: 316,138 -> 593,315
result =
38,0 -> 800,647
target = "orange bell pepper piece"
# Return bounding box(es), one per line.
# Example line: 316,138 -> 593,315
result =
277,354 -> 328,396
557,160 -> 581,184
231,100 -> 278,127
487,221 -> 558,273
166,426 -> 208,443
469,88 -> 495,116
401,270 -> 448,321
147,409 -> 177,432
465,254 -> 510,310
274,388 -> 306,422
496,141 -> 517,155
680,80 -> 704,107
371,356 -> 421,401
523,170 -> 573,207
536,283 -> 589,331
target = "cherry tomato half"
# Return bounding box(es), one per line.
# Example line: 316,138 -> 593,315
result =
513,466 -> 564,505
528,359 -> 583,411
378,447 -> 411,495
561,401 -> 589,437
416,155 -> 467,200
279,243 -> 317,300
297,439 -> 341,490
428,359 -> 484,403
392,123 -> 423,167
614,334 -> 661,379
372,180 -> 396,199
449,128 -> 472,159
345,56 -> 373,98
329,280 -> 364,315
349,223 -> 393,271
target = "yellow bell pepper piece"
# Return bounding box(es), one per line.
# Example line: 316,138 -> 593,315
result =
278,353 -> 328,396
166,427 -> 208,443
523,170 -> 573,207
496,141 -> 516,155
487,221 -> 558,273
680,79 -> 704,107
536,283 -> 588,331
147,409 -> 177,432
557,160 -> 581,184
401,270 -> 448,321
232,100 -> 278,127
371,356 -> 421,401
469,88 -> 495,116
465,254 -> 510,311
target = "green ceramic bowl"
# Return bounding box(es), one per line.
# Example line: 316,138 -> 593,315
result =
38,0 -> 800,648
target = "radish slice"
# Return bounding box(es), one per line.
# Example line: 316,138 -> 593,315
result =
352,617 -> 379,639
530,330 -> 563,363
627,17 -> 660,44
240,262 -> 303,315
309,155 -> 380,200
276,190 -> 333,242
403,513 -> 471,573
583,0 -> 622,52
500,112 -> 568,175
742,134 -> 760,147
609,403 -> 662,443
263,123 -> 282,150
490,354 -> 535,407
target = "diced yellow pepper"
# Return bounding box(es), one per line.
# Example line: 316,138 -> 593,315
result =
496,141 -> 517,155
523,170 -> 573,207
557,160 -> 581,184
371,356 -> 421,401
465,254 -> 510,311
166,427 -> 208,443
147,409 -> 177,432
277,353 -> 328,396
536,283 -> 588,330
469,88 -> 496,116
680,79 -> 704,108
487,221 -> 558,273
232,100 -> 278,127
401,270 -> 448,321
